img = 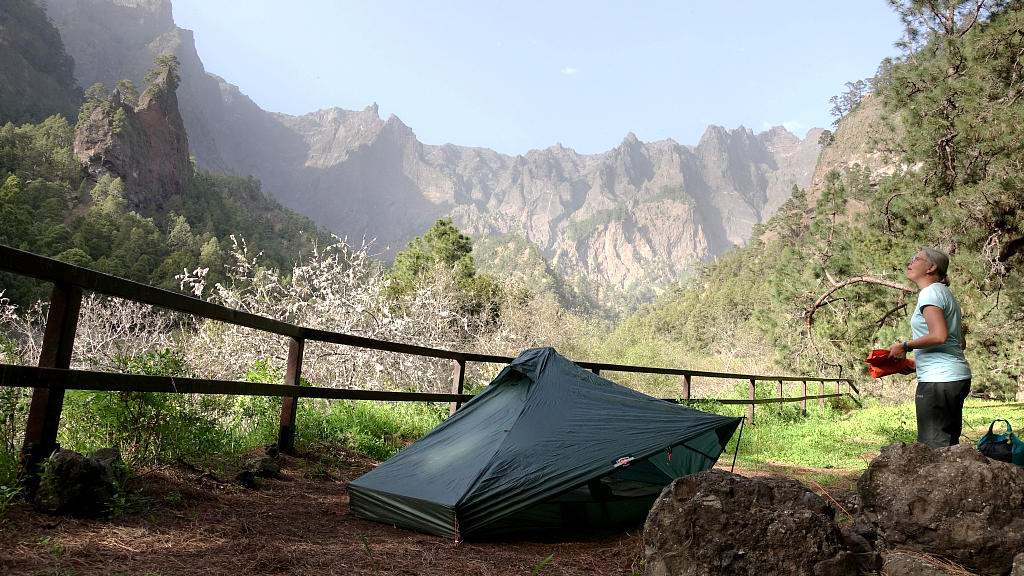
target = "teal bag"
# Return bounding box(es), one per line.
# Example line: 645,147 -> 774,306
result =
977,419 -> 1024,467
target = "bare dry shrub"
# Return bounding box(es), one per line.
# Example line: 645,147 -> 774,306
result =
0,292 -> 36,459
72,295 -> 188,372
0,236 -> 587,463
177,236 -> 584,394
0,293 -> 45,366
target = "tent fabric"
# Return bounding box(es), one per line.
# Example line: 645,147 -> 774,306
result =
348,347 -> 742,540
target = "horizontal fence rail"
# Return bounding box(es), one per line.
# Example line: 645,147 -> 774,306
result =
0,364 -> 478,403
0,244 -> 856,480
0,364 -> 854,406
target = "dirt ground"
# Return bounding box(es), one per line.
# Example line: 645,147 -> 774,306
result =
0,446 -> 861,576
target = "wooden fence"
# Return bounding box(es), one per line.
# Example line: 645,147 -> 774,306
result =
0,244 -> 856,477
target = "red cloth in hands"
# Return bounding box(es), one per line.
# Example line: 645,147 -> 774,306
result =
865,349 -> 913,378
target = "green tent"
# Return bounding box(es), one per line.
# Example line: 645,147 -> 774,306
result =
348,347 -> 741,540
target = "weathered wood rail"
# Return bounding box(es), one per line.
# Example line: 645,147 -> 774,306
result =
0,244 -> 856,477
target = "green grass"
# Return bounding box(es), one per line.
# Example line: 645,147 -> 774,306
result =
296,399 -> 447,460
4,382 -> 1019,511
719,398 -> 1024,483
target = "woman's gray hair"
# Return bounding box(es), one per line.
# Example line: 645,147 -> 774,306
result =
921,248 -> 950,285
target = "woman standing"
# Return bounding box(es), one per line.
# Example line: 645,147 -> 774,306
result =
888,248 -> 972,448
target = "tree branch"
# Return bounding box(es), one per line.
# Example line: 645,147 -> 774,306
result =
805,276 -> 915,369
883,191 -> 909,233
998,236 -> 1024,263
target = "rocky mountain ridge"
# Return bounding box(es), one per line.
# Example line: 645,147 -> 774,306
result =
42,0 -> 823,290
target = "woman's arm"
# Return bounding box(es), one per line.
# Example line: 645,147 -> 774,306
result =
889,305 -> 948,359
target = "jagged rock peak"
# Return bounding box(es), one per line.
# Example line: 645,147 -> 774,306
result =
74,66 -> 190,209
699,124 -> 728,142
698,124 -> 771,149
301,105 -> 381,125
380,113 -> 411,138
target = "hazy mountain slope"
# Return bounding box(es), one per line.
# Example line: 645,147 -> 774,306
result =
0,0 -> 81,124
43,0 -> 822,291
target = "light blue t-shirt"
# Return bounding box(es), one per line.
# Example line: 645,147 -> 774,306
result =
911,282 -> 971,382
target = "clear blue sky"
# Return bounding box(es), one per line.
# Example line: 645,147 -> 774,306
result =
170,1 -> 905,155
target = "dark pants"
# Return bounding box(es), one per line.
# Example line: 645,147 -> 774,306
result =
915,379 -> 972,448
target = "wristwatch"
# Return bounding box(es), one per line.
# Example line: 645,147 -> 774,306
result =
903,341 -> 912,353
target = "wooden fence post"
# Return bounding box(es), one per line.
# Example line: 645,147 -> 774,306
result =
449,359 -> 466,415
819,381 -> 825,409
777,380 -> 783,414
20,283 -> 82,488
748,379 -> 755,423
683,374 -> 691,404
278,337 -> 304,454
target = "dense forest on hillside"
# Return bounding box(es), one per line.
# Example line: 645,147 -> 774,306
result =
610,1 -> 1024,398
0,112 -> 330,305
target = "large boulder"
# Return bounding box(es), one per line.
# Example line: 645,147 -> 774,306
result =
33,448 -> 121,518
643,469 -> 871,576
856,441 -> 1024,576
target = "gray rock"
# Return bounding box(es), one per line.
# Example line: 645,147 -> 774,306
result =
1012,552 -> 1024,576
856,441 -> 1024,576
32,449 -> 118,518
91,447 -> 122,466
643,469 -> 866,576
883,552 -> 961,576
235,469 -> 260,490
236,453 -> 282,489
246,455 -> 281,478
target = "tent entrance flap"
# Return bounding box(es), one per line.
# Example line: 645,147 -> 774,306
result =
470,495 -> 660,539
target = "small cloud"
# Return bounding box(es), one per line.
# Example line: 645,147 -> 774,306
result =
782,120 -> 807,133
561,66 -> 580,75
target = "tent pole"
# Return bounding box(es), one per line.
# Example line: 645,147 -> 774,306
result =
730,417 -> 747,474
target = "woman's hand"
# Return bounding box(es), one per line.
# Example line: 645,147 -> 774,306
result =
889,341 -> 906,360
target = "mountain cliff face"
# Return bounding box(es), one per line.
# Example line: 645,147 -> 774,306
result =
810,93 -> 899,191
44,0 -> 822,290
262,108 -> 821,288
0,0 -> 81,124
